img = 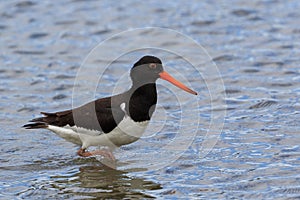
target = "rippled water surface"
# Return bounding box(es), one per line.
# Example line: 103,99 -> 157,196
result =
1,0 -> 300,199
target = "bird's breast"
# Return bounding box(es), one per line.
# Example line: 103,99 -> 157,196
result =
107,114 -> 149,147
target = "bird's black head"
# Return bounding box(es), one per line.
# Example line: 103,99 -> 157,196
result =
130,55 -> 198,95
133,55 -> 162,67
130,55 -> 164,85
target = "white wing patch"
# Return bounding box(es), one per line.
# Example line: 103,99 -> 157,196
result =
120,102 -> 127,116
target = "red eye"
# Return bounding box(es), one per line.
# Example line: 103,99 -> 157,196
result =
149,63 -> 157,69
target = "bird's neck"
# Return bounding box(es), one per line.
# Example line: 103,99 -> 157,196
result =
126,83 -> 157,122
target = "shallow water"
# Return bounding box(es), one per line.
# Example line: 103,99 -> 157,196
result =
1,0 -> 300,199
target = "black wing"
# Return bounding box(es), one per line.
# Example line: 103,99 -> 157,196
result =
23,96 -> 125,133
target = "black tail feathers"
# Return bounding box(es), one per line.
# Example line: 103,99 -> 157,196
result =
22,122 -> 48,129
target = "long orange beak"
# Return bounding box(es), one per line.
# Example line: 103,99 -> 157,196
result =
159,71 -> 197,95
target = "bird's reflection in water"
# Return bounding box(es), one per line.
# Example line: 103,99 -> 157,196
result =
51,164 -> 162,199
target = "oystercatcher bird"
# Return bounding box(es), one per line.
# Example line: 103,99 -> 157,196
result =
23,56 -> 197,160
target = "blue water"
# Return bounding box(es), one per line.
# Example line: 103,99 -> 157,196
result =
1,0 -> 300,199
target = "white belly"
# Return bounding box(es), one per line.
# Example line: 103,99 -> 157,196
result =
47,116 -> 149,149
106,116 -> 149,147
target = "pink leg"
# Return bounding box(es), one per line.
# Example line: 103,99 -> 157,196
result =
77,148 -> 92,157
77,148 -> 115,161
